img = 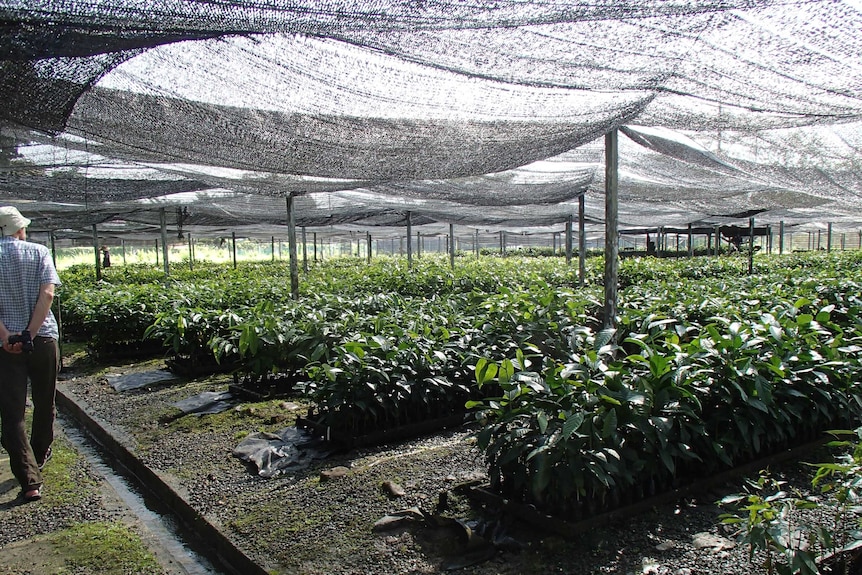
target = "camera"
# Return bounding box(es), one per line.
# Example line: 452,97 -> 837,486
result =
8,330 -> 33,352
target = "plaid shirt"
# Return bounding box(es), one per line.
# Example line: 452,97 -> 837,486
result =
0,237 -> 61,339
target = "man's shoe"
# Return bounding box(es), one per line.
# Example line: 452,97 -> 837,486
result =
38,447 -> 52,470
22,488 -> 41,502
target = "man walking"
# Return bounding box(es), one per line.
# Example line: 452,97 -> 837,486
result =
0,207 -> 61,502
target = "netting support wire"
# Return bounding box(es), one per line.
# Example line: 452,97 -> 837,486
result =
302,227 -> 308,273
604,129 -> 619,331
779,221 -> 785,255
748,217 -> 755,275
286,196 -> 299,299
578,194 -> 586,287
406,211 -> 413,269
827,222 -> 833,253
449,223 -> 455,270
92,224 -> 102,282
231,231 -> 237,269
160,208 -> 170,276
565,215 -> 573,266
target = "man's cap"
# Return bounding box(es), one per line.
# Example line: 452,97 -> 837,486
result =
0,206 -> 31,233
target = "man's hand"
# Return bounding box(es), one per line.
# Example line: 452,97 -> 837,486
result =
3,336 -> 23,354
5,330 -> 32,353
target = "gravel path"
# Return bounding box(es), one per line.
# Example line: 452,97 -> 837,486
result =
10,355 -> 852,575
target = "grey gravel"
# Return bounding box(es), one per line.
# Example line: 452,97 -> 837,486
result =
22,358 -> 852,575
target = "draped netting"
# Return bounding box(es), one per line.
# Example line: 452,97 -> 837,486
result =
1,1 -> 861,242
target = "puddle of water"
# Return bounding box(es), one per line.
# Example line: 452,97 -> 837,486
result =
60,416 -> 224,575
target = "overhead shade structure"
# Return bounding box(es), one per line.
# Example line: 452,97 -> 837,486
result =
0,0 -> 860,241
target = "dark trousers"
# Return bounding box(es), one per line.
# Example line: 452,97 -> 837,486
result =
0,337 -> 58,491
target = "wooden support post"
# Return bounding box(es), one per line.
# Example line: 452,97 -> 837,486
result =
406,211 -> 413,269
286,196 -> 299,299
658,226 -> 664,258
779,221 -> 785,254
49,231 -> 57,267
159,208 -> 169,276
449,223 -> 455,270
302,227 -> 308,272
565,215 -> 573,266
578,194 -> 586,287
827,222 -> 833,253
367,232 -> 372,264
687,223 -> 693,257
188,233 -> 194,271
604,129 -> 619,330
231,231 -> 237,269
50,231 -> 64,369
748,217 -> 755,275
92,224 -> 102,281
715,225 -> 721,256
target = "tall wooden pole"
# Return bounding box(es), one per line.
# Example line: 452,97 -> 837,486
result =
231,231 -> 237,269
565,215 -> 573,266
579,194 -> 586,287
748,217 -> 755,275
302,226 -> 308,272
779,221 -> 785,254
449,223 -> 455,270
406,211 -> 413,269
286,196 -> 299,299
92,224 -> 101,281
687,223 -> 693,257
604,130 -> 619,330
50,231 -> 64,369
159,208 -> 169,275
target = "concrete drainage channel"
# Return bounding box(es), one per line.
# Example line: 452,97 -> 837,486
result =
56,390 -> 269,575
60,420 -> 219,575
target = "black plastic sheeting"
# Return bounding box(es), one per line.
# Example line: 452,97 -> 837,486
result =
233,427 -> 332,478
171,390 -> 236,416
106,369 -> 181,391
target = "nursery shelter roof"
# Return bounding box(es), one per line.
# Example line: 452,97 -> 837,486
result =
1,0 -> 862,243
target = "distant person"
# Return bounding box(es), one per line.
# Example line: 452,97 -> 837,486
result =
101,245 -> 111,268
0,206 -> 62,503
